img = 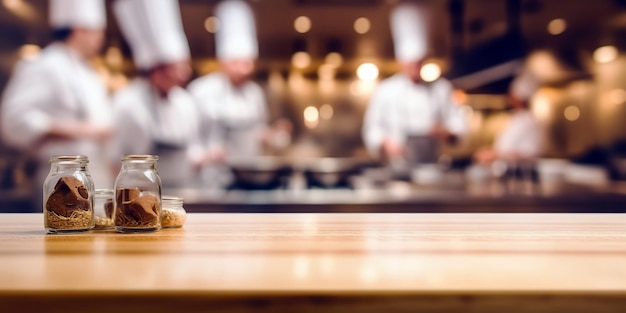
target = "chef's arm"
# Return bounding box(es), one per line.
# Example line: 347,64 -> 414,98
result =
1,64 -> 57,148
438,83 -> 468,144
1,64 -> 110,147
362,88 -> 401,159
197,117 -> 227,165
46,120 -> 111,142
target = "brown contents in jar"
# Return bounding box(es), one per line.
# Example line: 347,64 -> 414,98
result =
45,176 -> 92,230
104,199 -> 114,219
115,188 -> 159,228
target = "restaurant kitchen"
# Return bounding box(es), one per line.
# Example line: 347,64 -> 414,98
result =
1,0 -> 626,213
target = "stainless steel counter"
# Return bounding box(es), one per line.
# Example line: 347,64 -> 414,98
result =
168,181 -> 626,213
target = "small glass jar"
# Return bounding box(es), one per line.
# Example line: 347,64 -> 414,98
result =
161,196 -> 186,228
94,189 -> 114,229
113,155 -> 162,233
43,155 -> 94,233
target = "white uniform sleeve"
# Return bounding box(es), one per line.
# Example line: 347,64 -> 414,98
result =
253,84 -> 269,136
109,90 -> 153,163
436,80 -> 467,137
362,86 -> 391,157
494,112 -> 543,159
1,61 -> 56,148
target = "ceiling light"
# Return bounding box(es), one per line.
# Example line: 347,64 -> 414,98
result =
304,106 -> 319,129
318,64 -> 335,81
292,51 -> 311,69
3,0 -> 21,10
609,89 -> 626,105
564,105 -> 580,121
319,104 -> 334,120
324,52 -> 343,68
547,18 -> 566,35
204,16 -> 219,33
420,63 -> 442,82
354,17 -> 371,35
356,63 -> 379,81
294,16 -> 312,34
593,46 -> 618,64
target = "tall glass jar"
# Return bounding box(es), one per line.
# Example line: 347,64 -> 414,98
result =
113,155 -> 162,233
43,155 -> 94,233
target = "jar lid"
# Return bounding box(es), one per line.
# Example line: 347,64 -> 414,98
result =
95,189 -> 114,196
49,155 -> 89,164
121,154 -> 159,162
162,195 -> 183,206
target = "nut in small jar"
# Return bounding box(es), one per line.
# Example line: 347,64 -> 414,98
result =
94,189 -> 114,230
161,196 -> 186,228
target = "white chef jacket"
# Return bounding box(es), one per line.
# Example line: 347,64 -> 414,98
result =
1,43 -> 113,189
362,73 -> 467,156
187,72 -> 267,157
111,79 -> 202,187
494,110 -> 543,159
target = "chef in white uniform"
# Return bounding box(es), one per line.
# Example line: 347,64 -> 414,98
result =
474,70 -> 543,164
362,3 -> 467,162
188,0 -> 289,161
111,0 -> 203,187
1,0 -> 113,203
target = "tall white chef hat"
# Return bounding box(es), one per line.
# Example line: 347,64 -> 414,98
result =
510,69 -> 539,102
49,0 -> 106,30
113,0 -> 190,70
390,3 -> 428,63
215,0 -> 259,60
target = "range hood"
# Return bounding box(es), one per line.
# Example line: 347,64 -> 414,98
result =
446,0 -> 591,94
448,31 -> 526,94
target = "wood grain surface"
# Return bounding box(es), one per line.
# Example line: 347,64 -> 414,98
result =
1,213 -> 626,312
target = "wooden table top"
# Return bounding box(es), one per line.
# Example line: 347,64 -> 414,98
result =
2,213 -> 626,312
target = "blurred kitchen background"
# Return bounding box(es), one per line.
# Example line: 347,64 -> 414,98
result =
3,0 -> 626,211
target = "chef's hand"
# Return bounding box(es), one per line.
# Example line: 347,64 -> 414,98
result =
47,121 -> 112,142
474,147 -> 497,164
82,123 -> 113,142
263,118 -> 293,149
196,148 -> 226,166
381,139 -> 405,161
429,124 -> 456,143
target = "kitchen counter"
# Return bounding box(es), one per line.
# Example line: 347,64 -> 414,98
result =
170,181 -> 626,213
2,213 -> 626,312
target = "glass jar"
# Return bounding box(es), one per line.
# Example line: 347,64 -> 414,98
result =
94,189 -> 114,229
161,196 -> 186,228
43,155 -> 94,233
113,155 -> 162,233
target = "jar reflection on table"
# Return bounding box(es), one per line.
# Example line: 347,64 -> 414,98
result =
113,155 -> 162,233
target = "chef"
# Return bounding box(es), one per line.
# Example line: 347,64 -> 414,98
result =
188,0 -> 290,162
111,0 -> 203,187
1,0 -> 113,203
474,70 -> 543,164
362,3 -> 467,163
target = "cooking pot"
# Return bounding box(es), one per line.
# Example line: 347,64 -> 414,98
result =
226,156 -> 292,190
301,157 -> 374,188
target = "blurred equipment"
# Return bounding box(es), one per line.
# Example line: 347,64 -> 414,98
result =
226,156 -> 292,190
